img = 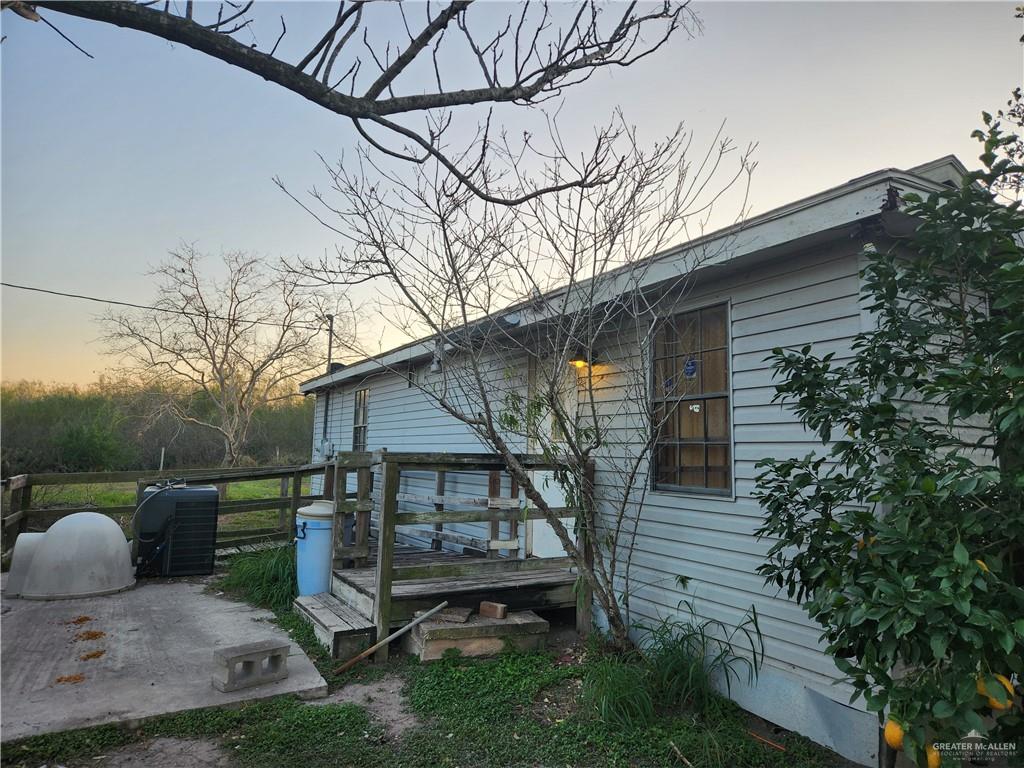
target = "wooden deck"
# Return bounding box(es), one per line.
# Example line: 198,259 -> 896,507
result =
330,546 -> 577,627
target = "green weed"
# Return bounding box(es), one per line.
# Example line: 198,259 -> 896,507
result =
220,544 -> 297,612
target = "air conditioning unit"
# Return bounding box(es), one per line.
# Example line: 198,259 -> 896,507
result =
135,485 -> 219,577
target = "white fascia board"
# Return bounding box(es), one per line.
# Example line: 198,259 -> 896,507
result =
300,168 -> 948,394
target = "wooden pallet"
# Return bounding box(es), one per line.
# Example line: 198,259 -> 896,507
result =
293,592 -> 375,659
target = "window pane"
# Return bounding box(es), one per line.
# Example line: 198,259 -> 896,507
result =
680,444 -> 704,487
655,324 -> 673,359
654,359 -> 672,398
676,354 -> 701,395
680,401 -> 704,440
677,313 -> 699,355
702,349 -> 728,393
656,445 -> 678,485
701,305 -> 728,349
706,398 -> 729,439
707,444 -> 731,489
655,404 -> 677,440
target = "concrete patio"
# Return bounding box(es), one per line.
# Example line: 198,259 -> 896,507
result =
1,577 -> 326,742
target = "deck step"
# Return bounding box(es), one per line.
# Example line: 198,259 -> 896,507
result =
293,592 -> 375,660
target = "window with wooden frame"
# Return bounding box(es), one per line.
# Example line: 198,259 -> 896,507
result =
652,303 -> 731,493
352,388 -> 369,452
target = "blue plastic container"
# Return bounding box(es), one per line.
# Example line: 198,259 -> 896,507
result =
295,501 -> 334,596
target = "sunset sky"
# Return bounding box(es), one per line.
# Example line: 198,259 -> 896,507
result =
2,1 -> 1021,385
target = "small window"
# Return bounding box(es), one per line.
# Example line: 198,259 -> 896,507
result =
652,303 -> 731,493
352,388 -> 369,452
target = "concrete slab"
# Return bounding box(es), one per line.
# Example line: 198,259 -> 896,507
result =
1,578 -> 326,742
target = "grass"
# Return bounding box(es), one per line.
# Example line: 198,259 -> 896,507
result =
1,553 -> 842,768
2,641 -> 846,768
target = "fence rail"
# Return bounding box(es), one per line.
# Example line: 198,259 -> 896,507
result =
0,462 -> 335,564
350,450 -> 594,661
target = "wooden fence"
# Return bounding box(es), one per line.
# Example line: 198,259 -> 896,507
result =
0,462 -> 334,564
350,451 -> 594,660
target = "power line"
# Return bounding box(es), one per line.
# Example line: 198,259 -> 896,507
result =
0,281 -> 327,332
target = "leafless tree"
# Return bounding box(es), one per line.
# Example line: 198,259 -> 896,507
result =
7,0 -> 697,204
290,114 -> 754,647
102,244 -> 350,467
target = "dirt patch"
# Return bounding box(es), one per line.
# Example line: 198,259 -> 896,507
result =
66,615 -> 94,626
528,678 -> 583,725
55,674 -> 86,685
80,649 -> 107,661
309,674 -> 420,739
74,629 -> 106,642
72,737 -> 235,768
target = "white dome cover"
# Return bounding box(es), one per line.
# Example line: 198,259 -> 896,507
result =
11,512 -> 135,600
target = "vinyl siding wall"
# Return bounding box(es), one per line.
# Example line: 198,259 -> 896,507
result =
307,238 -> 879,764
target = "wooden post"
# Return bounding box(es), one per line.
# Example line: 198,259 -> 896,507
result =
372,458 -> 400,662
576,459 -> 595,636
278,476 -> 289,532
332,463 -> 348,569
7,485 -> 24,550
431,470 -> 445,551
486,470 -> 500,559
323,462 -> 335,501
508,474 -> 520,558
354,466 -> 371,568
290,470 -> 302,541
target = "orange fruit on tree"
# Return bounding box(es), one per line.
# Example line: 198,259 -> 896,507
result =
883,718 -> 905,751
976,674 -> 1015,711
925,743 -> 941,768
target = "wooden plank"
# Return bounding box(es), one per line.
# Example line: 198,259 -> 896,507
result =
332,452 -> 376,469
217,526 -> 282,538
487,538 -> 521,551
394,507 -> 570,526
317,592 -> 376,630
23,465 -> 307,487
372,458 -> 400,662
215,531 -> 289,548
392,556 -> 573,582
333,544 -> 369,563
354,465 -> 371,567
289,470 -> 302,541
431,470 -> 445,552
395,492 -> 520,509
387,452 -> 573,470
487,471 -> 501,559
6,474 -> 29,491
509,475 -> 520,555
1,510 -> 27,528
332,464 -> 348,566
17,504 -> 137,518
404,527 -> 489,551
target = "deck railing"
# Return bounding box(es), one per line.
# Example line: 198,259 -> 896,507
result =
0,462 -> 333,564
341,450 -> 594,660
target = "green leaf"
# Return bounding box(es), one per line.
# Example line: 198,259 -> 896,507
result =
953,541 -> 969,566
930,633 -> 949,661
932,700 -> 955,719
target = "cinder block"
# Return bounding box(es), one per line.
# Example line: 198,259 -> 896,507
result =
212,640 -> 290,692
479,601 -> 508,619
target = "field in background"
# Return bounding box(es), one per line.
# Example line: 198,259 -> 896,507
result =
26,477 -> 313,533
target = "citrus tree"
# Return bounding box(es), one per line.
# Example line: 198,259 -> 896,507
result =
754,93 -> 1024,766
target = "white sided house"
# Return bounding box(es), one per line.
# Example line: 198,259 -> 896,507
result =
300,155 -> 969,767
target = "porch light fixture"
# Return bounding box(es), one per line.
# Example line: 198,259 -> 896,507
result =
568,350 -> 593,369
